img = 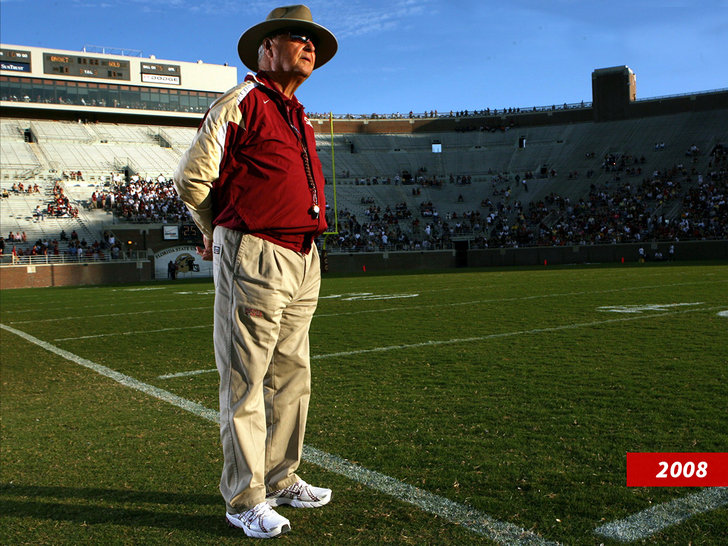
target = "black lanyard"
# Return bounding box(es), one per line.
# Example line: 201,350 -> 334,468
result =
286,106 -> 320,219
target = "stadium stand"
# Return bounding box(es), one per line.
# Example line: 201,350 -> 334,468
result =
2,107 -> 727,258
1,45 -> 726,285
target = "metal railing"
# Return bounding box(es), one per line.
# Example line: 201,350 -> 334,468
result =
2,250 -> 148,267
635,87 -> 728,102
323,233 -> 728,254
325,242 -> 454,253
309,101 -> 594,121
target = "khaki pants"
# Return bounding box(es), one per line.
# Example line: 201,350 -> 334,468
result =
212,227 -> 320,513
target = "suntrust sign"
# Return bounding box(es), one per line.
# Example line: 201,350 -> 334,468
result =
0,48 -> 31,72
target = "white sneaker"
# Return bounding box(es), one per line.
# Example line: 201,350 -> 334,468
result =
266,479 -> 332,508
226,502 -> 291,538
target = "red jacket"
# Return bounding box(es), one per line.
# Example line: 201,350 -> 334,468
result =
175,72 -> 327,253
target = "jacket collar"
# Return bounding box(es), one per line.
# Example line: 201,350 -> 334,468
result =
246,71 -> 302,109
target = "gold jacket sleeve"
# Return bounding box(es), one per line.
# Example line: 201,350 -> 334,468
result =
173,82 -> 250,240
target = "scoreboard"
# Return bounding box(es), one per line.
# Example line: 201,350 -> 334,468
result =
2,44 -> 236,92
140,62 -> 181,85
181,224 -> 201,241
0,48 -> 31,72
39,53 -> 182,84
43,53 -> 131,81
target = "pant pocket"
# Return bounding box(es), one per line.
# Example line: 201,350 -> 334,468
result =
234,235 -> 282,288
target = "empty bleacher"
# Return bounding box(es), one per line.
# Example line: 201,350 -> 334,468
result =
30,120 -> 94,143
94,124 -> 156,144
1,141 -> 41,171
2,109 -> 727,254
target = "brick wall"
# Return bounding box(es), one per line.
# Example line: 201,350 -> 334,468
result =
0,261 -> 153,290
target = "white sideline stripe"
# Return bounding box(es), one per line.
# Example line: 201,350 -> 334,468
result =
157,305 -> 728,379
302,444 -> 561,546
0,323 -> 219,423
1,322 -> 560,546
594,487 -> 728,542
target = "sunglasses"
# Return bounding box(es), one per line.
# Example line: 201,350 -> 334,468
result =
271,29 -> 318,48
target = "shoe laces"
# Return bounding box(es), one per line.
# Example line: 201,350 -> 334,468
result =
242,502 -> 275,530
286,480 -> 307,496
272,479 -> 310,499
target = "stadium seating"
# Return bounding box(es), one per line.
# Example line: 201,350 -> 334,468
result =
1,109 -> 726,256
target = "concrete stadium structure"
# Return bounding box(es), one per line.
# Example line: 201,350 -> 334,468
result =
1,44 -> 727,288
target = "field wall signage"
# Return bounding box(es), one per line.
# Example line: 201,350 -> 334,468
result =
154,246 -> 212,279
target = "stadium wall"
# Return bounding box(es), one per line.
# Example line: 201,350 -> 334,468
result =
325,241 -> 727,272
2,240 -> 724,289
315,109 -> 595,135
5,86 -> 723,133
628,92 -> 728,119
466,240 -> 727,268
0,260 -> 152,289
312,88 -> 728,135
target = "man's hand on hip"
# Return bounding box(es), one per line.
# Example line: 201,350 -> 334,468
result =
196,235 -> 213,261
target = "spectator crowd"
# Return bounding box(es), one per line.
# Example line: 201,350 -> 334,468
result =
88,174 -> 190,223
10,144 -> 722,258
323,146 -> 728,252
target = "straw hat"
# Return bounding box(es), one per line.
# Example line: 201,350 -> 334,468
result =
237,4 -> 338,72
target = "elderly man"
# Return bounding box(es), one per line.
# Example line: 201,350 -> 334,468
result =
174,5 -> 336,539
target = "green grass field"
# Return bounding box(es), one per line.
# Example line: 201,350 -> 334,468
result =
2,263 -> 727,546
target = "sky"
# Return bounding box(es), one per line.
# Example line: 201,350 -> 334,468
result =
1,0 -> 726,116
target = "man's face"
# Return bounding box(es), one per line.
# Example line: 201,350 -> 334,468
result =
265,29 -> 317,79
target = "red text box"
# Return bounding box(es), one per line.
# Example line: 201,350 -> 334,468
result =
627,453 -> 728,487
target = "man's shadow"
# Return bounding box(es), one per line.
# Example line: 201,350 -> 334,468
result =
0,484 -> 232,536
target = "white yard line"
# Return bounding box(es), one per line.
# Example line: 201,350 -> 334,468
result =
594,488 -> 728,542
311,305 -> 726,361
45,278 -> 728,342
4,312 -> 727,543
3,278 -> 724,322
0,286 -> 172,308
3,277 -> 726,543
53,324 -> 212,342
315,279 -> 727,319
10,306 -> 212,325
158,368 -> 217,380
156,305 -> 727,380
1,322 -> 560,546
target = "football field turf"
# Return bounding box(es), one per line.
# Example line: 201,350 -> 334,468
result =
2,262 -> 727,545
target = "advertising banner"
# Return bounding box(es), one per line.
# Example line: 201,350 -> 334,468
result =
155,246 -> 212,279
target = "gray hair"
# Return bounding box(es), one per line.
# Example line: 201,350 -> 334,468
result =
257,42 -> 266,68
257,34 -> 279,70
